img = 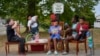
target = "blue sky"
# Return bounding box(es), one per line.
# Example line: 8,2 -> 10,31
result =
94,1 -> 100,16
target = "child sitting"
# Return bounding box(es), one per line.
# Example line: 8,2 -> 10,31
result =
47,20 -> 62,55
76,17 -> 89,41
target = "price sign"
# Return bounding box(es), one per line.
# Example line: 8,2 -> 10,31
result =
52,2 -> 64,14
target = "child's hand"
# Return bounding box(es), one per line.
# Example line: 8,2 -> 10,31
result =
52,30 -> 58,34
12,21 -> 18,29
53,31 -> 58,34
14,21 -> 18,24
14,21 -> 18,27
59,26 -> 62,30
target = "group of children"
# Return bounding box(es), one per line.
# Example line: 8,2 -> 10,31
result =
27,14 -> 90,55
46,15 -> 89,55
6,14 -> 90,55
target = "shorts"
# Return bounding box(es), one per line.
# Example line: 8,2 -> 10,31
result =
50,34 -> 61,40
72,33 -> 77,39
76,31 -> 87,41
31,27 -> 39,35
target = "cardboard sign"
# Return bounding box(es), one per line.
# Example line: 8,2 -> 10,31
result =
52,2 -> 64,14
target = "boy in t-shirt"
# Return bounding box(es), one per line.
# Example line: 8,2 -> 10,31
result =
47,20 -> 62,55
27,15 -> 39,40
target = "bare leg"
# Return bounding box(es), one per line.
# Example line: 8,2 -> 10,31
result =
47,38 -> 52,55
63,39 -> 66,51
35,33 -> 39,41
67,35 -> 73,40
62,37 -> 69,55
53,38 -> 57,51
48,38 -> 51,51
66,36 -> 74,52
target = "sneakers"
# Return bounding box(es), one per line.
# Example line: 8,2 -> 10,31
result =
54,51 -> 58,55
62,51 -> 67,55
47,50 -> 58,55
47,50 -> 52,55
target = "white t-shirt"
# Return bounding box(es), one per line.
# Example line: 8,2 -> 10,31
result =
79,25 -> 83,34
72,23 -> 78,38
27,16 -> 38,28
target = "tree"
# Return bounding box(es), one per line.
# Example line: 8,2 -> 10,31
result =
0,0 -> 99,31
0,0 -> 27,24
38,0 -> 99,26
70,0 -> 98,26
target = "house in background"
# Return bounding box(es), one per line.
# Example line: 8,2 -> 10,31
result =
94,15 -> 100,28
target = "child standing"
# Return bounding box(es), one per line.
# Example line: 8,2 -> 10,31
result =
27,15 -> 39,41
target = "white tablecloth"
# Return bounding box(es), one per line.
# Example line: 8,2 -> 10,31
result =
26,39 -> 48,43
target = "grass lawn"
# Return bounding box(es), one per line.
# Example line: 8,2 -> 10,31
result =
0,28 -> 100,53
